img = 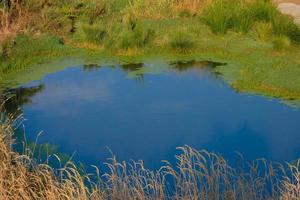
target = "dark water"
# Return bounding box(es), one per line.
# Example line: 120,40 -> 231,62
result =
5,60 -> 300,169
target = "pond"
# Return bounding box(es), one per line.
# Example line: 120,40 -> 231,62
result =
4,60 -> 300,169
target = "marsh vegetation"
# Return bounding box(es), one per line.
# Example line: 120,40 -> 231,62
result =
1,110 -> 300,200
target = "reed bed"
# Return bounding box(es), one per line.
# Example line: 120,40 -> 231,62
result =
0,106 -> 300,200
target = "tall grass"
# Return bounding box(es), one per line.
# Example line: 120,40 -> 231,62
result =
82,24 -> 107,44
201,0 -> 235,34
250,0 -> 276,21
120,24 -> 156,49
201,0 -> 300,44
124,0 -> 210,19
0,106 -> 300,199
271,14 -> 300,44
201,0 -> 263,34
0,34 -> 72,74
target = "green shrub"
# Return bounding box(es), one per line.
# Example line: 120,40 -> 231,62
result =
169,32 -> 196,52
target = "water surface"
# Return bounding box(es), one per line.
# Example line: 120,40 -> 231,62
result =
6,60 -> 300,169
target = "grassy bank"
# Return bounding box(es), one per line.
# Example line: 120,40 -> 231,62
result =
1,0 -> 300,102
0,109 -> 300,199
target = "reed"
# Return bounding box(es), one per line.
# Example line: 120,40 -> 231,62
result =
0,106 -> 299,200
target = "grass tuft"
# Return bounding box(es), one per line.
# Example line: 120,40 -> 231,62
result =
249,0 -> 277,22
272,35 -> 291,50
202,0 -> 300,43
251,21 -> 274,41
169,31 -> 196,52
201,0 -> 234,34
271,14 -> 300,44
120,23 -> 155,49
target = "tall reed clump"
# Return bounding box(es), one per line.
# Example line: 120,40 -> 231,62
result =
0,106 -> 300,199
201,0 -> 254,34
200,0 -> 233,34
201,0 -> 300,44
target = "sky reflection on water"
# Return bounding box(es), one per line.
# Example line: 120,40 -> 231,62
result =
7,61 -> 300,169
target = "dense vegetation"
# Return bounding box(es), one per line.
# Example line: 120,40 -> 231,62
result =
0,109 -> 300,199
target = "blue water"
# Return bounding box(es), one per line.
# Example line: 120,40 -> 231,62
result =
9,61 -> 300,169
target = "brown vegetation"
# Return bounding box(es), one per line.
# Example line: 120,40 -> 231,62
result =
0,107 -> 300,200
0,1 -> 33,42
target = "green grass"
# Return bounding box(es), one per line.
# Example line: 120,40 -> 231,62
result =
201,0 -> 234,34
272,35 -> 291,50
82,24 -> 107,44
0,35 -> 78,74
271,14 -> 300,44
201,0 -> 300,43
169,31 -> 196,52
1,0 -> 300,103
2,19 -> 300,103
249,0 -> 277,22
120,23 -> 156,49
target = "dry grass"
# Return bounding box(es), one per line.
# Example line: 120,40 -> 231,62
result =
172,0 -> 212,15
125,0 -> 211,19
280,160 -> 300,200
0,108 -> 103,200
0,106 -> 300,199
0,1 -> 36,42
